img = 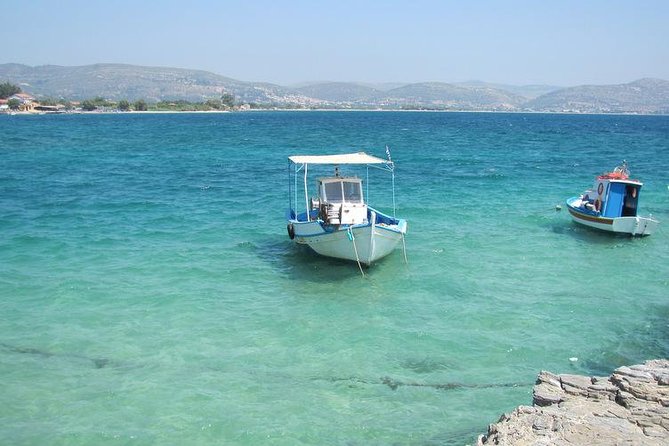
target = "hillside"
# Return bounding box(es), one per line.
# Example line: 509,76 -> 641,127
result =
454,81 -> 562,100
524,78 -> 669,114
1,63 -> 668,113
294,81 -> 527,109
294,82 -> 382,103
0,63 -> 313,105
381,82 -> 525,110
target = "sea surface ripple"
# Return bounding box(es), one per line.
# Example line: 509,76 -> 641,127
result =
1,111 -> 668,445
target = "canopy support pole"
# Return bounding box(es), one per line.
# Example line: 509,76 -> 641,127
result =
288,161 -> 292,215
303,163 -> 309,221
293,165 -> 298,215
391,170 -> 396,218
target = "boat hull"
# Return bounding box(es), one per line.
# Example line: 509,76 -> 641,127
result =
566,197 -> 658,236
288,214 -> 407,265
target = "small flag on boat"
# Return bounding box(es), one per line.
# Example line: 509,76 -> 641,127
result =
385,145 -> 392,162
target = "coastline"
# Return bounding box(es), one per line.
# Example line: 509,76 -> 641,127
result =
2,108 -> 667,117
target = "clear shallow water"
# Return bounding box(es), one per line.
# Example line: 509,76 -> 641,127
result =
0,111 -> 668,445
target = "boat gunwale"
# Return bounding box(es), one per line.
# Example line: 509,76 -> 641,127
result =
289,216 -> 407,238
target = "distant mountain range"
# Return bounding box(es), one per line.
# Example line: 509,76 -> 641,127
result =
1,63 -> 668,114
524,78 -> 669,114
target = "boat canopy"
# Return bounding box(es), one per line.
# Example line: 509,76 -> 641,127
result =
288,150 -> 398,218
289,152 -> 391,167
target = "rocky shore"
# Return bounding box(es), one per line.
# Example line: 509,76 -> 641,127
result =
477,359 -> 669,445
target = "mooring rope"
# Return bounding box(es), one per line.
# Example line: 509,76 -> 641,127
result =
401,232 -> 408,264
318,375 -> 527,391
347,227 -> 365,277
0,342 -> 112,369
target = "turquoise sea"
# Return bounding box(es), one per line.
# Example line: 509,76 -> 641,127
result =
1,111 -> 668,445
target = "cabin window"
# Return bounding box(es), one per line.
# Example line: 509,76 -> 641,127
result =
321,180 -> 363,204
323,182 -> 343,202
343,181 -> 362,203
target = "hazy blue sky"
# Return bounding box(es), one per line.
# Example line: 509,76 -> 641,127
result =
3,0 -> 668,86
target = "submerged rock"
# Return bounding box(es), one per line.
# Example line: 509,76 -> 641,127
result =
477,359 -> 669,445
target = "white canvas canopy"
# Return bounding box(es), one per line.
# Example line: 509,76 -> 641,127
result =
289,152 -> 390,166
288,150 -> 397,220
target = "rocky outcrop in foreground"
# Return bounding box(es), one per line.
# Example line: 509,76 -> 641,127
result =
478,360 -> 669,445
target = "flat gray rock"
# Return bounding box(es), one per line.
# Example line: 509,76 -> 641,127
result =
478,359 -> 669,446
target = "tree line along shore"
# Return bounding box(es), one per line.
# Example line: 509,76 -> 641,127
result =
0,82 -> 256,113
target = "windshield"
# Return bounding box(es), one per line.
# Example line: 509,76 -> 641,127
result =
343,181 -> 362,203
322,180 -> 363,203
323,182 -> 343,202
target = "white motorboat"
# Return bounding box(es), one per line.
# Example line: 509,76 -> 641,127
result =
286,151 -> 407,267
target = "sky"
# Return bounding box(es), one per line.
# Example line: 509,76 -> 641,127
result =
3,0 -> 668,87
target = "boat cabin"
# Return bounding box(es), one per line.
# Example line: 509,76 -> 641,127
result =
583,177 -> 643,218
312,177 -> 368,225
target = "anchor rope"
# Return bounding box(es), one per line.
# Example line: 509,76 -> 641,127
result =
347,227 -> 365,277
401,232 -> 408,264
